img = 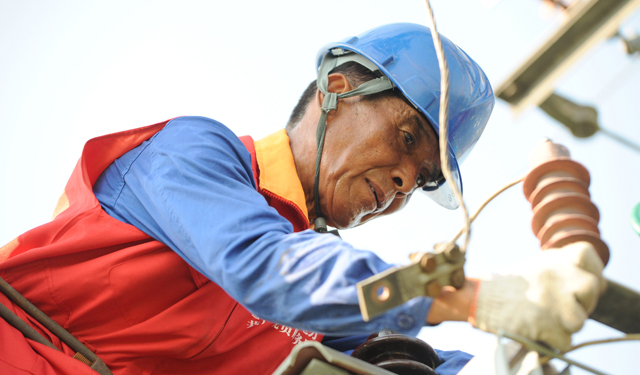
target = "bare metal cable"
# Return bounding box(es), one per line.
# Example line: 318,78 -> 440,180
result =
423,0 -> 471,252
591,53 -> 640,104
539,334 -> 640,366
500,331 -> 608,375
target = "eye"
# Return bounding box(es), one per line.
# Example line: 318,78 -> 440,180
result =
403,131 -> 415,145
416,173 -> 427,188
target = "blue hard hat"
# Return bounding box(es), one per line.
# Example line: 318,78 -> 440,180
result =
316,23 -> 494,209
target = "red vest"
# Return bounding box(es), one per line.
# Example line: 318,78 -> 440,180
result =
0,120 -> 321,375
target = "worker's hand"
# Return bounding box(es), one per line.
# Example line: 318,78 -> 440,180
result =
469,241 -> 605,351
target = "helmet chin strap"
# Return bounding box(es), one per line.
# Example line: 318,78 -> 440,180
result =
313,53 -> 394,234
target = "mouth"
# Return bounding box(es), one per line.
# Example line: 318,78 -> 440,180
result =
366,179 -> 382,210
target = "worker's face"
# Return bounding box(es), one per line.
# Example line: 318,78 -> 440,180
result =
319,95 -> 441,229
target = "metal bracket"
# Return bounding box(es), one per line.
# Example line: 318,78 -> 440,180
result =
356,243 -> 465,321
495,0 -> 640,114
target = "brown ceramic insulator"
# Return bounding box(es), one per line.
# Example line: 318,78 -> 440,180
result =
528,177 -> 590,210
531,193 -> 600,234
543,230 -> 610,265
537,214 -> 599,244
523,159 -> 591,199
528,138 -> 571,165
524,139 -> 609,265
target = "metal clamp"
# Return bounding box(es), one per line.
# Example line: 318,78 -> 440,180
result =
356,243 -> 465,321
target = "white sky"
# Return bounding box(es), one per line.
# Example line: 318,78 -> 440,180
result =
1,1 -> 639,373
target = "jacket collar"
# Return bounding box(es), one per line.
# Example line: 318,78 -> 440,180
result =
254,129 -> 309,222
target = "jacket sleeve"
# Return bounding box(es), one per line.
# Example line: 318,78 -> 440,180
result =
93,116 -> 432,336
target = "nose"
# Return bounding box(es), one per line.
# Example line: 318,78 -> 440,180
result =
391,160 -> 420,195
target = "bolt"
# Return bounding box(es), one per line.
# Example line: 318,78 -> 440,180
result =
450,269 -> 466,289
420,254 -> 437,273
444,245 -> 462,263
425,280 -> 442,297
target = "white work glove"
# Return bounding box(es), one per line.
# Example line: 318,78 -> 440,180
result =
469,241 -> 605,350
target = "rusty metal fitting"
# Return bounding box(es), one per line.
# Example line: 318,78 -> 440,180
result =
442,244 -> 462,264
425,280 -> 442,298
449,269 -> 466,289
523,139 -> 609,265
420,253 -> 438,273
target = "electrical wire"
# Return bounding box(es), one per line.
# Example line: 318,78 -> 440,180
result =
591,53 -> 640,104
423,0 -> 472,253
564,334 -> 640,353
499,331 -> 608,375
419,6 -> 638,372
449,173 -> 527,244
539,334 -> 640,366
598,126 -> 640,154
419,9 -> 634,374
588,52 -> 640,154
457,169 -> 637,373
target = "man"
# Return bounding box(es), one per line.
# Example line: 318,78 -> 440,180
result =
0,23 -> 603,375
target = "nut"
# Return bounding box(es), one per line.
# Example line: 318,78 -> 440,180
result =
444,245 -> 462,263
425,280 -> 442,297
420,253 -> 437,273
450,269 -> 466,289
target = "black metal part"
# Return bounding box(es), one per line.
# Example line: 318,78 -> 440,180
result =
539,93 -> 599,138
590,279 -> 640,333
351,331 -> 440,374
0,301 -> 60,351
91,358 -> 113,374
0,276 -> 113,375
375,359 -> 438,375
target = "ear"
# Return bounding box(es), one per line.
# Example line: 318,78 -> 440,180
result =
315,73 -> 353,121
